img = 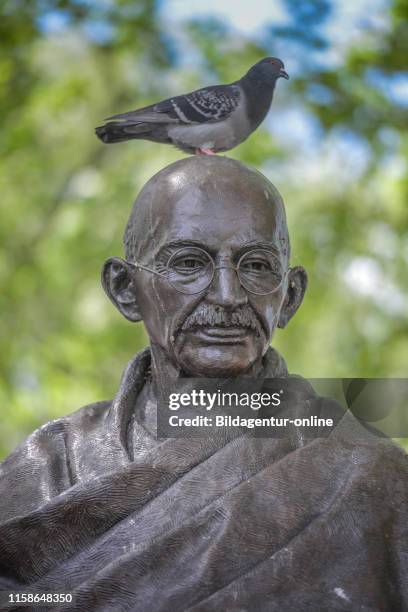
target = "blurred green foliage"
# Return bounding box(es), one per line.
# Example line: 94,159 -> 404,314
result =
0,0 -> 407,458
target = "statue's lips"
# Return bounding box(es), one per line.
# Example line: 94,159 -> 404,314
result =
187,325 -> 253,343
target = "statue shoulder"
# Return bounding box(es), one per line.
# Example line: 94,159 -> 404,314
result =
0,399 -> 113,522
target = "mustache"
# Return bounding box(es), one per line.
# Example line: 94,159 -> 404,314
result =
181,303 -> 262,334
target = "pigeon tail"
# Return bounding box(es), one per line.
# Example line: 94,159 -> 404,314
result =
95,121 -> 152,144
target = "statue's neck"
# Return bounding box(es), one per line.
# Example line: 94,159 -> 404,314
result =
134,342 -> 268,439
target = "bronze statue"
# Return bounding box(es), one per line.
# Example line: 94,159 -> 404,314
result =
0,157 -> 407,611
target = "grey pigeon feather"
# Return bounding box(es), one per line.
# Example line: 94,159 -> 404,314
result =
95,58 -> 289,155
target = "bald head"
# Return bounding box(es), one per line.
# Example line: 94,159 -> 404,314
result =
124,156 -> 290,265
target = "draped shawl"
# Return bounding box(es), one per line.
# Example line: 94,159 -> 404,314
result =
0,348 -> 407,611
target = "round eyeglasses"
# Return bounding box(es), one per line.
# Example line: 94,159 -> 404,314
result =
129,246 -> 287,296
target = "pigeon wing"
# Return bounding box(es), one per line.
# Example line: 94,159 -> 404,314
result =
106,84 -> 241,125
158,84 -> 242,124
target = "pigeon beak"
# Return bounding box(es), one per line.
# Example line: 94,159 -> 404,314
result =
279,69 -> 289,80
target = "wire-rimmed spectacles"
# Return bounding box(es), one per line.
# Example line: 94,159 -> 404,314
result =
129,246 -> 287,296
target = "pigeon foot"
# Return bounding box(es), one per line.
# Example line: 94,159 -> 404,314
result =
196,148 -> 216,156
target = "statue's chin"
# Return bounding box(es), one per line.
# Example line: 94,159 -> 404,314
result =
176,344 -> 262,378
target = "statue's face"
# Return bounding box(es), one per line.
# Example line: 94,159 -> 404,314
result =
103,159 -> 306,377
129,164 -> 293,377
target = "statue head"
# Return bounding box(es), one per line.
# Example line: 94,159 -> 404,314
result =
102,157 -> 307,377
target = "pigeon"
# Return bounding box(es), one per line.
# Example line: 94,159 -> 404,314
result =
95,58 -> 289,155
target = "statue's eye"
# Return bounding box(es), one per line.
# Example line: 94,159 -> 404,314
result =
240,259 -> 271,274
171,256 -> 208,273
168,247 -> 212,276
179,258 -> 204,269
239,250 -> 283,279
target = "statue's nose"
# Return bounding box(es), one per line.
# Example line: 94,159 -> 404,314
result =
205,266 -> 248,309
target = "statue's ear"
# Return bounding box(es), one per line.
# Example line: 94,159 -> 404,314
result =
277,266 -> 307,329
101,257 -> 142,322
